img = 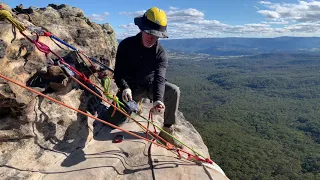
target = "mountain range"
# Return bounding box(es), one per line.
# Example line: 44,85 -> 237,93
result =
157,37 -> 320,56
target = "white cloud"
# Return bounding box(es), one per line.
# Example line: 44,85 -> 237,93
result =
261,20 -> 289,25
285,23 -> 320,33
119,10 -> 145,17
257,10 -> 280,19
169,6 -> 179,10
117,23 -> 141,39
88,12 -> 109,22
167,8 -> 205,23
167,8 -> 204,18
258,0 -> 320,22
259,1 -> 272,5
117,3 -> 320,39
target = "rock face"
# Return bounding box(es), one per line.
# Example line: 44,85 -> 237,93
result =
0,3 -> 228,180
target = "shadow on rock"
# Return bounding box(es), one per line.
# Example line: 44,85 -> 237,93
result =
54,81 -> 114,167
93,124 -> 153,143
26,70 -> 72,95
53,92 -> 90,167
34,96 -> 61,144
93,108 -> 144,142
92,96 -> 134,141
60,149 -> 86,167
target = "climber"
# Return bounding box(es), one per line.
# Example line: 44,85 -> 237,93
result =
100,7 -> 181,147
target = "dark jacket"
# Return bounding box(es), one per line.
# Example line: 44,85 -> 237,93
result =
114,33 -> 168,102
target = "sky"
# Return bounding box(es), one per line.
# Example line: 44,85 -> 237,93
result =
3,0 -> 320,39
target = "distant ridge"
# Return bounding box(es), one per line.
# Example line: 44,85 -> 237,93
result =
118,36 -> 320,56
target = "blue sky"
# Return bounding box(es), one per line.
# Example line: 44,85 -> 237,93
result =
4,0 -> 320,39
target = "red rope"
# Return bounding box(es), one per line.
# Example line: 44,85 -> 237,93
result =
146,110 -> 157,139
20,31 -> 92,84
20,32 -> 51,57
0,73 -> 168,149
18,30 -> 214,165
71,76 -> 173,149
42,31 -> 97,71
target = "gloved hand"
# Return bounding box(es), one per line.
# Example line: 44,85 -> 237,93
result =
122,88 -> 132,102
152,100 -> 165,115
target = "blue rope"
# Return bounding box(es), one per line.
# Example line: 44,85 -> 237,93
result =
50,34 -> 114,73
50,35 -> 77,50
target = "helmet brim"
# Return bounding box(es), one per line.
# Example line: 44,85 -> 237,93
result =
134,16 -> 168,38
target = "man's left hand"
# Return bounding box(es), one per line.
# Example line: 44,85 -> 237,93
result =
152,100 -> 165,115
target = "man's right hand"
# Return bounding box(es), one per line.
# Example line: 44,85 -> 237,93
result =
151,100 -> 165,115
122,88 -> 132,102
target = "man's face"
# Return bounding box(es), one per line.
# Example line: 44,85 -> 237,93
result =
141,31 -> 159,48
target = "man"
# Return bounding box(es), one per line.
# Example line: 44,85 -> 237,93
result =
103,7 -> 181,146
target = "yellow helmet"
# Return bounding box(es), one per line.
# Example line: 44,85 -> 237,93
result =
134,7 -> 168,38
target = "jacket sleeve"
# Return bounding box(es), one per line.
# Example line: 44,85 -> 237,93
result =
114,41 -> 130,90
153,49 -> 168,102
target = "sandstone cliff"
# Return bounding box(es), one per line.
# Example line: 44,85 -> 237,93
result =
0,3 -> 228,180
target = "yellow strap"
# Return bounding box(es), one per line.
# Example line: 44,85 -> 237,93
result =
0,10 -> 26,31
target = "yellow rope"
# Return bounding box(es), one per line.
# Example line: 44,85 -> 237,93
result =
0,10 -> 26,31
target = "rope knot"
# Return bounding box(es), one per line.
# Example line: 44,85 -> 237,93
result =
0,9 -> 26,31
0,9 -> 12,20
34,36 -> 51,55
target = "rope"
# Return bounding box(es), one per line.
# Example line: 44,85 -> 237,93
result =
134,107 -> 207,158
71,76 -> 173,148
1,12 -> 213,164
75,51 -> 101,85
78,50 -> 96,69
102,77 -> 124,117
20,32 -> 51,57
11,25 -> 17,43
44,30 -> 208,158
71,76 -> 213,164
50,37 -> 67,50
0,10 -> 26,31
103,77 -> 125,110
19,30 -> 94,86
148,142 -> 157,180
0,73 -> 168,150
85,57 -> 207,157
22,12 -> 65,50
104,76 -> 111,93
22,28 -> 161,147
42,31 -> 114,73
5,16 -> 113,100
21,27 -> 209,162
146,111 -> 157,139
41,30 -> 113,95
45,37 -> 194,154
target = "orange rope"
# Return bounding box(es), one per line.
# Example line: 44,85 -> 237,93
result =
19,28 -> 173,149
0,73 -> 167,149
71,76 -> 172,147
111,96 -> 117,117
1,13 -> 214,164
